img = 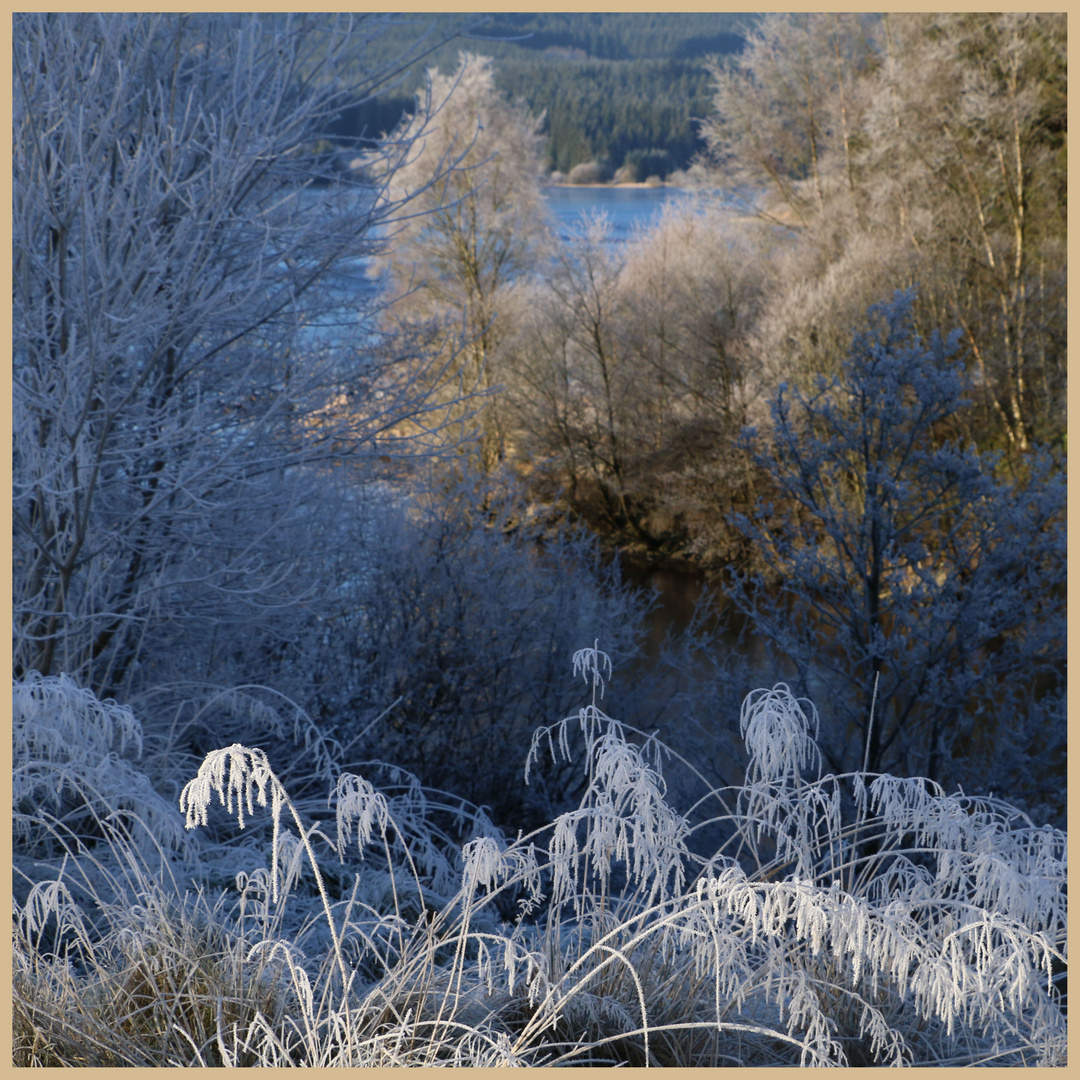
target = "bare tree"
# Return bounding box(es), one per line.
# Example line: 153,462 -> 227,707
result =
619,203 -> 761,438
506,217 -> 652,538
701,14 -> 908,398
730,291 -> 1065,815
862,12 -> 1067,451
507,204 -> 766,561
368,52 -> 553,471
12,13 -> 470,696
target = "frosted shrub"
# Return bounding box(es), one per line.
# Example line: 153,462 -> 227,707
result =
14,654 -> 1067,1065
730,289 -> 1066,820
13,671 -> 185,861
283,468 -> 654,824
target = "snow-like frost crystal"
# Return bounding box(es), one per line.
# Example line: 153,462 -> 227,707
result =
334,773 -> 390,857
14,670 -> 142,762
572,641 -> 612,697
179,744 -> 279,832
740,683 -> 820,783
13,671 -> 184,855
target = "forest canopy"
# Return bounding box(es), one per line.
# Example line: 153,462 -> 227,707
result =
328,12 -> 756,178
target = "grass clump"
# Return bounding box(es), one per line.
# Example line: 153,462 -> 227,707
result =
12,649 -> 1067,1065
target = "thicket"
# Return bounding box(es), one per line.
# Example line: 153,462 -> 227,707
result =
203,466 -> 732,829
510,12 -> 1066,550
12,12 -> 469,698
364,14 -> 1067,823
701,12 -> 1066,453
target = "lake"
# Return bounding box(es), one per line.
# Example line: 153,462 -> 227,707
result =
542,184 -> 687,245
305,184 -> 692,345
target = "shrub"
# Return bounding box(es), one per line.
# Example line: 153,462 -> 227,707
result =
567,160 -> 610,185
219,468 -> 657,825
623,147 -> 673,182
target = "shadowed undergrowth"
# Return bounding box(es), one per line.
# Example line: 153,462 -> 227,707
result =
12,649 -> 1067,1066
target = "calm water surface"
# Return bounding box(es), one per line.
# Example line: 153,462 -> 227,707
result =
543,185 -> 686,244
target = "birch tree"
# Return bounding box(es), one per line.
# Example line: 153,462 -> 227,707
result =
863,12 -> 1067,451
702,13 -> 876,228
703,12 -> 1066,452
370,52 -> 553,471
12,13 -> 467,697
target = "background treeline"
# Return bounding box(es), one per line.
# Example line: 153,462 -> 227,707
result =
329,12 -> 753,179
462,12 -> 749,61
499,58 -> 713,178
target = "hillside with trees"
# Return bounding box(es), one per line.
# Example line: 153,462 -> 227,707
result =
329,12 -> 753,179
13,12 -> 1066,1067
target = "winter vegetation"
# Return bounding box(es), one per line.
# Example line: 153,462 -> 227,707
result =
13,651 -> 1068,1065
330,12 -> 748,180
12,12 -> 1066,1067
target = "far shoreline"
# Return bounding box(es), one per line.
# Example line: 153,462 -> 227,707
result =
543,180 -> 682,190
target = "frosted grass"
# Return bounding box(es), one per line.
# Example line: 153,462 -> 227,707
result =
13,651 -> 1067,1065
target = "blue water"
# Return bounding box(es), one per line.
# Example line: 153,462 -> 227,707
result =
306,184 -> 696,347
542,185 -> 686,245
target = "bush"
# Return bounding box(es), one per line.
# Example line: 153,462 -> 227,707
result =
623,146 -> 674,182
311,473 -> 651,823
567,159 -> 610,184
179,468 -> 660,826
